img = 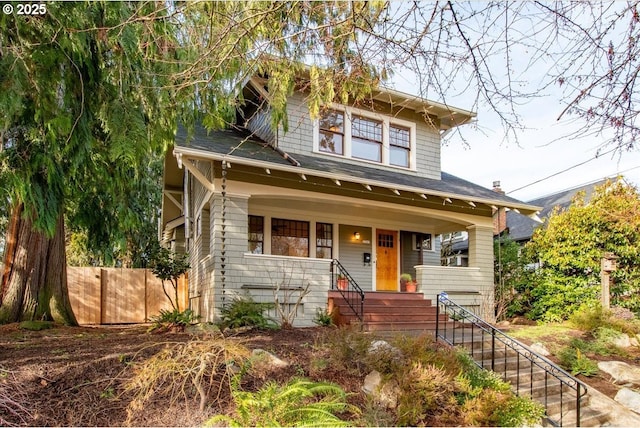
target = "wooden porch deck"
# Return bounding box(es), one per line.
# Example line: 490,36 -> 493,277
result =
327,290 -> 450,334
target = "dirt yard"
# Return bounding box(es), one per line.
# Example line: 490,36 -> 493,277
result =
1,322 -> 637,426
0,324 -> 342,427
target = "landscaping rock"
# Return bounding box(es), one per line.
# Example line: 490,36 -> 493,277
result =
185,323 -> 222,337
363,370 -> 382,395
368,340 -> 403,361
615,388 -> 640,415
252,349 -> 289,368
611,333 -> 632,348
529,342 -> 550,356
610,306 -> 636,321
598,361 -> 640,386
362,370 -> 399,409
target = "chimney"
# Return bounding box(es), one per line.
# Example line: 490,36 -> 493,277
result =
492,180 -> 507,235
492,180 -> 505,195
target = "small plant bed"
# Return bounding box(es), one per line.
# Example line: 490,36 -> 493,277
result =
0,323 -> 544,427
501,306 -> 640,400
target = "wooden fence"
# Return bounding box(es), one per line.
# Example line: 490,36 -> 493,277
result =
67,267 -> 188,325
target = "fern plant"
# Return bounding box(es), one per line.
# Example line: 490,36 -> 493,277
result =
148,308 -> 199,332
208,378 -> 354,427
218,296 -> 278,332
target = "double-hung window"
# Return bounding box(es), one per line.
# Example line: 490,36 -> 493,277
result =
314,105 -> 415,169
351,115 -> 382,162
319,110 -> 344,155
248,215 -> 264,254
315,223 -> 333,259
390,125 -> 410,167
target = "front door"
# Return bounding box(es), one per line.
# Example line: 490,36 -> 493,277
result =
376,229 -> 398,291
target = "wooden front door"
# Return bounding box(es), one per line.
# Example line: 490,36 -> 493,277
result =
376,229 -> 398,291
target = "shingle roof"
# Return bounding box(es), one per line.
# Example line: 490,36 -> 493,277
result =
506,179 -> 609,242
175,126 -> 536,210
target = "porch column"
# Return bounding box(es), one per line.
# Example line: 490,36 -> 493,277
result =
466,225 -> 495,322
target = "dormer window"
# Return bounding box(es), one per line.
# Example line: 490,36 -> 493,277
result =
313,104 -> 416,170
319,110 -> 344,155
352,115 -> 382,162
390,125 -> 410,167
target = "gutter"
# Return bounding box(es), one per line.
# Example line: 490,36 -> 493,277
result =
173,145 -> 542,216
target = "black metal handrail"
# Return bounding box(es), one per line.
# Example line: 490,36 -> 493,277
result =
436,293 -> 588,427
330,259 -> 365,323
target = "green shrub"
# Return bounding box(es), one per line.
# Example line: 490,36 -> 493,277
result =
569,304 -> 608,332
570,303 -> 640,335
208,378 -> 354,427
218,296 -> 277,332
529,275 -> 599,322
557,346 -> 599,376
312,307 -> 334,326
494,395 -> 545,427
148,308 -> 199,332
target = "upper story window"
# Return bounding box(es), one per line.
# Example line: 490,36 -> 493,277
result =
390,125 -> 410,167
352,115 -> 382,162
319,110 -> 344,155
314,104 -> 416,169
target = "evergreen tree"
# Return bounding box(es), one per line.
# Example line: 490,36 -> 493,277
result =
525,180 -> 640,321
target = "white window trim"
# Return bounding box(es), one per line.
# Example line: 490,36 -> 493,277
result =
313,103 -> 417,171
412,233 -> 435,252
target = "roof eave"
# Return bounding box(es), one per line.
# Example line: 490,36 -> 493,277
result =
173,145 -> 540,215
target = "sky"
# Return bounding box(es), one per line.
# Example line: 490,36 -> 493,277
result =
392,72 -> 640,203
385,2 -> 640,204
439,100 -> 640,203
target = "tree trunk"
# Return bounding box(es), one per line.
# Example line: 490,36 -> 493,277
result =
0,203 -> 78,325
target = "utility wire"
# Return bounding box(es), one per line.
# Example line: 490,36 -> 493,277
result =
507,146 -> 620,195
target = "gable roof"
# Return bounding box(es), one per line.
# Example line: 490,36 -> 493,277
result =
173,126 -> 540,215
507,179 -> 609,242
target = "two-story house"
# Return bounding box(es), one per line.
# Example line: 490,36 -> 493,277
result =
160,75 -> 540,328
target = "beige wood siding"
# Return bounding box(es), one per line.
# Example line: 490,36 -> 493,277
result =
278,92 -> 442,180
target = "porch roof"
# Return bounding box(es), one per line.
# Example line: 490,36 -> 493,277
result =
172,126 -> 541,216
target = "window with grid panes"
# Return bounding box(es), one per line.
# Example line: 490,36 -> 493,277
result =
351,115 -> 382,162
390,125 -> 410,167
315,223 -> 333,259
271,218 -> 309,257
248,216 -> 264,254
319,110 -> 344,155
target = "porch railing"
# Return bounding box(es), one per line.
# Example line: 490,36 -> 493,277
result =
330,259 -> 365,323
436,293 -> 588,427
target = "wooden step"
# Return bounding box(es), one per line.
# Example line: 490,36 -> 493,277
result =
328,290 -> 452,333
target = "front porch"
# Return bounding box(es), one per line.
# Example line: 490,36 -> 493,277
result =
327,290 -> 448,333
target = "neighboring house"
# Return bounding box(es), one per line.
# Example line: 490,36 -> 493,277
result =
503,178 -> 610,244
445,178 -> 612,266
160,75 -> 539,326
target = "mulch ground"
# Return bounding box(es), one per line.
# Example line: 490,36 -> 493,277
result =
2,322 -> 638,426
0,324 -> 346,427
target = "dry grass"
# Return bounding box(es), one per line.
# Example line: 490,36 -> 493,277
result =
123,339 -> 250,423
